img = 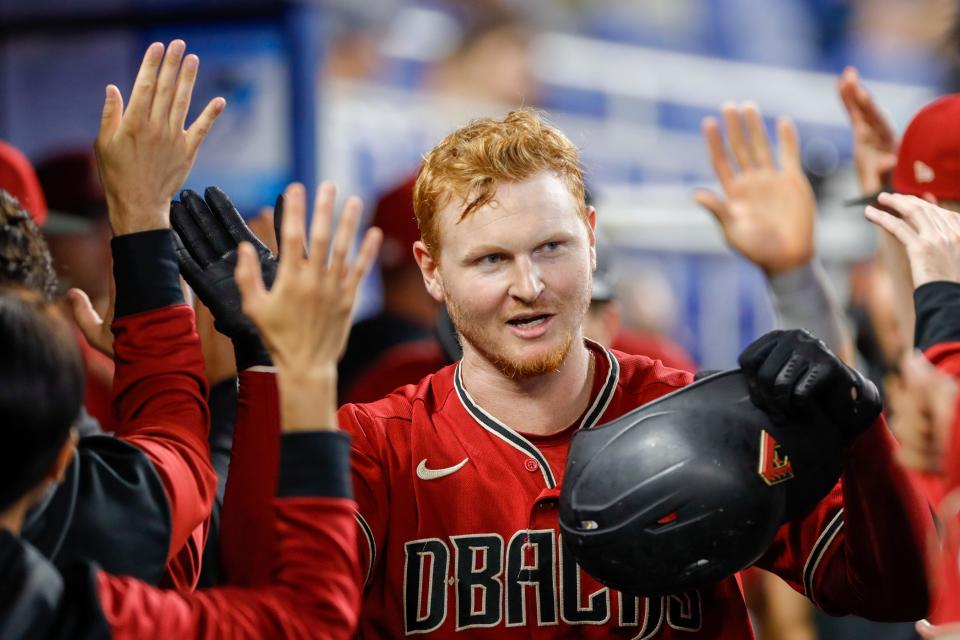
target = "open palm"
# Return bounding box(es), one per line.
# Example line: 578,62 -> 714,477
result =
695,103 -> 815,274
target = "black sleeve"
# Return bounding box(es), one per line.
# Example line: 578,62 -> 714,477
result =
21,436 -> 171,585
112,229 -> 184,318
278,432 -> 352,499
914,281 -> 960,351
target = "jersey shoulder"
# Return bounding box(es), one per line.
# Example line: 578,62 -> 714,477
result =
608,349 -> 694,416
338,361 -> 459,432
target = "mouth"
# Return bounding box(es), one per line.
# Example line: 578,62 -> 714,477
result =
505,313 -> 555,338
506,313 -> 553,328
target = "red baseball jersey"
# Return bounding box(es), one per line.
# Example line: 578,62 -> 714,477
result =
222,341 -> 932,637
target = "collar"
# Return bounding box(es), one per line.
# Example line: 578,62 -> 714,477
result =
454,339 -> 620,489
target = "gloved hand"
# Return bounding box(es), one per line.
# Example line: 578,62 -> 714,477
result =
738,329 -> 882,443
171,187 -> 284,370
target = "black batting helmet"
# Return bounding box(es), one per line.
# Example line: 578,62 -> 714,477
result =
558,369 -> 843,596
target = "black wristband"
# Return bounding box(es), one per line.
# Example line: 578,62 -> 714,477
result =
112,230 -> 184,318
914,281 -> 960,351
278,432 -> 352,499
232,335 -> 273,371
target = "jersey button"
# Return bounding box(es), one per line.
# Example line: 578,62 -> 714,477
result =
524,458 -> 539,472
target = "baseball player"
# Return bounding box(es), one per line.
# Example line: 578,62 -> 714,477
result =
180,110 -> 933,638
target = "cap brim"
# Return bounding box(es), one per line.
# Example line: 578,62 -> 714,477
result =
843,191 -> 882,207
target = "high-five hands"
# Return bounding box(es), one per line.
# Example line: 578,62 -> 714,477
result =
837,67 -> 898,195
865,194 -> 960,288
234,182 -> 382,431
695,103 -> 816,274
95,40 -> 224,236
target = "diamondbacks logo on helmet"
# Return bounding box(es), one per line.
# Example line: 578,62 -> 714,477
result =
758,430 -> 794,486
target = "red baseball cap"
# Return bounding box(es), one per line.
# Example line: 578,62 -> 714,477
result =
0,140 -> 47,226
891,94 -> 960,201
372,174 -> 421,273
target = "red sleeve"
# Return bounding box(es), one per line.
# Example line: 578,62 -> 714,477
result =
338,403 -> 389,587
922,341 -> 960,495
111,304 -> 217,589
97,497 -> 360,639
756,417 -> 933,621
219,369 -> 282,586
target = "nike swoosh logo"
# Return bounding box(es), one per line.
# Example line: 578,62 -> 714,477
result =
416,458 -> 469,480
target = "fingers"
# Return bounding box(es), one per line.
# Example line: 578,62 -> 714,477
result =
125,42 -> 164,122
185,97 -> 226,156
97,85 -> 124,147
721,102 -> 755,170
169,54 -> 199,130
692,189 -> 731,225
741,102 -> 773,168
172,231 -> 205,289
149,39 -> 185,125
171,199 -> 219,267
776,116 -> 802,174
277,183 -> 308,278
272,193 -> 285,256
181,189 -> 234,255
702,117 -> 735,190
864,204 -> 915,245
345,227 -> 383,294
205,186 -> 267,251
837,67 -> 863,125
308,183 -> 335,266
66,288 -> 114,357
328,195 -> 362,278
235,241 -> 268,315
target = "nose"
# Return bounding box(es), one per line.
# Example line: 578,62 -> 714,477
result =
508,257 -> 544,303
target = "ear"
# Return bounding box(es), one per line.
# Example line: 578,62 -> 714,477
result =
413,240 -> 446,303
586,205 -> 598,271
47,429 -> 78,484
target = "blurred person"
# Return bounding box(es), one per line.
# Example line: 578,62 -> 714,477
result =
186,109 -> 933,637
37,153 -> 117,433
36,149 -> 112,309
0,141 -> 116,431
425,8 -> 539,106
0,177 -> 369,637
864,192 -> 960,636
0,139 -> 47,225
339,175 -> 439,396
2,40 -> 227,591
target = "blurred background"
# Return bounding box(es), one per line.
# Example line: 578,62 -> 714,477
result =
0,0 -> 953,369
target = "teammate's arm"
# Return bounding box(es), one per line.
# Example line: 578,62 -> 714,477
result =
837,67 -> 915,350
743,330 -> 933,620
695,102 -> 853,364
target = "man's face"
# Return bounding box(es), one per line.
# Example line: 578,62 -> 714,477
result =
422,171 -> 595,380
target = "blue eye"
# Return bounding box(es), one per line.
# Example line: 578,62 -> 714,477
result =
481,254 -> 502,265
540,241 -> 561,252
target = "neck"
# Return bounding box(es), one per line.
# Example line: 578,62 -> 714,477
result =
460,335 -> 595,436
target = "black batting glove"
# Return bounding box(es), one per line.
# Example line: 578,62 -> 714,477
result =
738,329 -> 882,443
171,187 -> 284,370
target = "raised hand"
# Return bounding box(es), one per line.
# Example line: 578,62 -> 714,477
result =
95,40 -> 225,235
865,193 -> 960,287
694,102 -> 815,274
837,67 -> 899,195
235,182 -> 381,431
67,282 -> 115,357
172,187 -> 282,369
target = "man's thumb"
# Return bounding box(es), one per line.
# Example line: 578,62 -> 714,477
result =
693,189 -> 730,224
67,288 -> 103,338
